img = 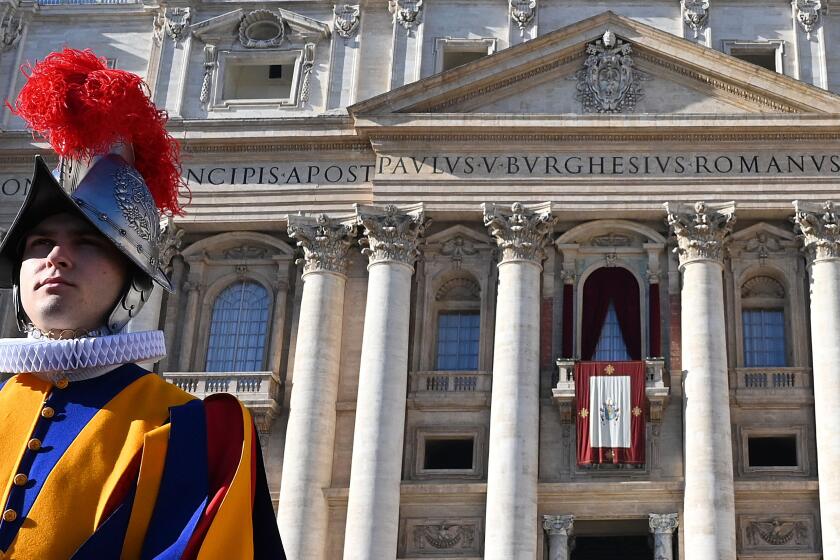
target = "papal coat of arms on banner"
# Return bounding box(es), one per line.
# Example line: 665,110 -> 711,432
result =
575,361 -> 647,464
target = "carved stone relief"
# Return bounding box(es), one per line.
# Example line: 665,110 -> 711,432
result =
158,7 -> 191,42
0,8 -> 22,53
436,277 -> 481,301
357,204 -> 426,267
743,232 -> 785,265
286,213 -> 356,276
199,45 -> 218,106
741,275 -> 785,299
591,232 -> 633,247
239,10 -> 286,49
740,516 -> 814,551
793,0 -> 821,38
402,517 -> 482,556
389,0 -> 423,32
483,202 -> 556,264
300,43 -> 316,103
510,0 -> 537,35
681,0 -> 709,38
157,219 -> 184,274
333,4 -> 361,39
573,31 -> 647,114
222,245 -> 271,260
793,200 -> 840,263
665,201 -> 736,265
439,235 -> 479,268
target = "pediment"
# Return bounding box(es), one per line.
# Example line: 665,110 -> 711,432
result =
190,7 -> 329,45
350,11 -> 840,119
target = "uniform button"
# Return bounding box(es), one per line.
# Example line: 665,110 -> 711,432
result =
2,509 -> 16,522
41,406 -> 55,419
27,438 -> 41,451
13,474 -> 28,486
55,378 -> 69,389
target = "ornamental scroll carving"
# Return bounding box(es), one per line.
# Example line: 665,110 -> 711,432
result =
574,31 -> 647,114
413,521 -> 476,550
356,204 -> 426,268
793,200 -> 840,262
794,0 -> 821,38
483,202 -> 556,264
665,201 -> 736,266
389,0 -> 423,32
287,214 -> 356,276
333,5 -> 361,39
746,518 -> 808,547
682,0 -> 709,38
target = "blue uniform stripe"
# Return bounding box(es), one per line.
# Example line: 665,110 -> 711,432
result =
0,375 -> 10,392
70,486 -> 137,559
0,364 -> 149,551
141,399 -> 209,560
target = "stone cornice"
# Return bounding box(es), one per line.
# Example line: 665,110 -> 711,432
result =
356,203 -> 426,269
286,214 -> 356,276
665,201 -> 736,267
483,201 -> 557,265
793,200 -> 840,263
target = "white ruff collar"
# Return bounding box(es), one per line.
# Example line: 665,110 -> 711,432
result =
0,331 -> 166,380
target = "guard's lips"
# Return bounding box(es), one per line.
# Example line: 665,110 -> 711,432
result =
37,276 -> 73,289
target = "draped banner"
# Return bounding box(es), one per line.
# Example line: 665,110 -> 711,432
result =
576,361 -> 646,465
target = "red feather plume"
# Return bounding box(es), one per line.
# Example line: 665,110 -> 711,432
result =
10,48 -> 185,215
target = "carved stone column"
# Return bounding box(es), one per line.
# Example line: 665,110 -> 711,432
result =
543,515 -> 574,560
343,204 -> 425,560
649,513 -> 679,560
177,277 -> 203,371
665,201 -> 736,560
278,214 -> 355,560
793,200 -> 840,557
483,202 -> 556,560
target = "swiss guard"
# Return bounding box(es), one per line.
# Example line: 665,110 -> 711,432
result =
0,49 -> 284,558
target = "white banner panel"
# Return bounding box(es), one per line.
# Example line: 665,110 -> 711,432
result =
589,375 -> 631,448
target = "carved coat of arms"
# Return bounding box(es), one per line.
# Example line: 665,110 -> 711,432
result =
574,31 -> 647,113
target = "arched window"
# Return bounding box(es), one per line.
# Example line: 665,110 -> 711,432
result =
581,267 -> 641,361
741,275 -> 787,367
434,275 -> 481,371
205,281 -> 270,372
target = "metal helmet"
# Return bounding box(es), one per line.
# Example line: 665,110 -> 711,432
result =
0,48 -> 184,334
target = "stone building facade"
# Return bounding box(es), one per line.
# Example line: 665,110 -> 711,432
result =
1,1 -> 840,559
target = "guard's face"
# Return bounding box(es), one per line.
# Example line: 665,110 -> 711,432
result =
19,212 -> 129,332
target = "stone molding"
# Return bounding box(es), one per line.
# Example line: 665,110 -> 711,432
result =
681,0 -> 709,38
543,514 -> 574,535
665,201 -> 736,266
333,4 -> 361,39
649,512 -> 679,533
793,0 -> 821,38
793,200 -> 840,263
483,202 -> 556,265
287,213 -> 356,276
356,203 -> 426,268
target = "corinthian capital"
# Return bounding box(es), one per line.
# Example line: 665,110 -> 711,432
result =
483,202 -> 556,264
356,204 -> 426,268
793,200 -> 840,263
543,514 -> 574,536
665,201 -> 736,267
649,513 -> 679,534
287,213 -> 356,276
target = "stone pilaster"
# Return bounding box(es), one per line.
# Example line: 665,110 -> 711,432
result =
649,513 -> 679,560
793,200 -> 840,557
483,202 -> 556,559
665,201 -> 736,560
543,515 -> 574,560
343,204 -> 425,560
278,214 -> 355,560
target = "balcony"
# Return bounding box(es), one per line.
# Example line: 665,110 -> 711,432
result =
551,359 -> 670,423
407,370 -> 491,410
732,367 -> 813,408
163,371 -> 282,431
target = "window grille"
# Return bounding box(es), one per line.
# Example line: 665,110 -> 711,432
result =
206,281 -> 270,372
435,312 -> 480,371
592,302 -> 631,361
743,309 -> 786,367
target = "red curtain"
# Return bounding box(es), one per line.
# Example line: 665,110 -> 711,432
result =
562,284 -> 574,357
649,283 -> 661,358
581,268 -> 641,360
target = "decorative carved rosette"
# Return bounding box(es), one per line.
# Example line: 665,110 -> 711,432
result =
665,201 -> 736,267
794,0 -> 821,37
356,204 -> 426,268
287,213 -> 356,276
239,10 -> 286,49
483,202 -> 556,265
574,31 -> 647,114
682,0 -> 709,38
389,0 -> 423,32
793,200 -> 840,263
543,514 -> 574,536
649,513 -> 679,534
333,4 -> 361,39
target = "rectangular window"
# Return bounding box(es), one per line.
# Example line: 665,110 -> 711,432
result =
224,62 -> 294,102
742,309 -> 786,367
423,438 -> 475,470
442,50 -> 487,72
436,311 -> 480,371
722,40 -> 784,73
748,435 -> 797,467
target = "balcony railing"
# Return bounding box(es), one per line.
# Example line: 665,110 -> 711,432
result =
408,370 -> 491,409
163,371 -> 282,431
732,367 -> 812,408
38,0 -> 137,4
